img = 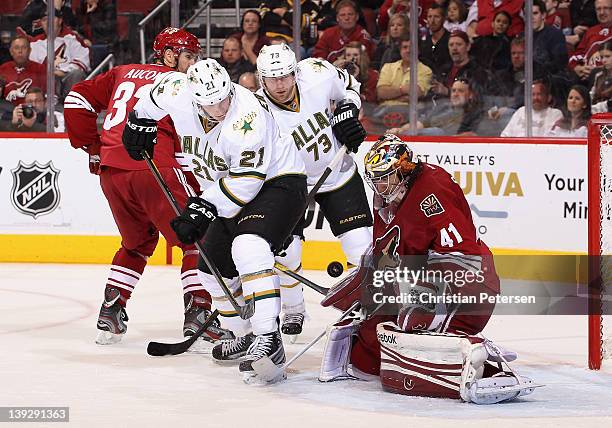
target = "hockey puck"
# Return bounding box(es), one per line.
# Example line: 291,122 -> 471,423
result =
327,261 -> 344,278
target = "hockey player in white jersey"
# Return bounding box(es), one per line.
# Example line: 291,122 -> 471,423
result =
256,43 -> 372,337
122,58 -> 307,379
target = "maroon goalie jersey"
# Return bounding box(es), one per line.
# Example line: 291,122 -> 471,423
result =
64,63 -> 181,171
373,162 -> 498,293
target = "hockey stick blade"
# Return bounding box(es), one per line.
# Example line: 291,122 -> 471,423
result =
147,309 -> 220,356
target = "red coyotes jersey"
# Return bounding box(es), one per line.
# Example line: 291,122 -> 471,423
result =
64,63 -> 181,171
0,60 -> 47,106
569,24 -> 612,69
373,163 -> 483,257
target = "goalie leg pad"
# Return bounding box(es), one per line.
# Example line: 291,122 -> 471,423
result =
319,319 -> 361,382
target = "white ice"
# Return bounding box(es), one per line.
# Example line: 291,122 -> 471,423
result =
1,263 -> 612,428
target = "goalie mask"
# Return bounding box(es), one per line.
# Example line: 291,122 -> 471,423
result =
364,134 -> 417,202
186,59 -> 234,118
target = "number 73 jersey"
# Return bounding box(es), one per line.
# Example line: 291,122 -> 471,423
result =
135,72 -> 305,218
257,58 -> 362,193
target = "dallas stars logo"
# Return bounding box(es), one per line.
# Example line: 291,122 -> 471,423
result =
309,59 -> 328,72
211,63 -> 223,76
239,118 -> 254,135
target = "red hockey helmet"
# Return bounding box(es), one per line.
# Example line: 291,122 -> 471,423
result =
153,27 -> 201,59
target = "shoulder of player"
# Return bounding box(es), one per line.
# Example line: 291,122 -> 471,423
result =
223,87 -> 270,142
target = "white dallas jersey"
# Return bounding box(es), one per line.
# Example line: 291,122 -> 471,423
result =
257,57 -> 362,193
135,72 -> 305,218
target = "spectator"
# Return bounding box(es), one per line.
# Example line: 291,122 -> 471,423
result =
20,0 -> 78,37
1,87 -> 64,132
471,11 -> 512,72
569,0 -> 612,80
312,0 -> 374,63
532,0 -> 569,75
545,0 -> 572,34
501,80 -> 563,136
589,41 -> 612,111
444,0 -> 469,33
259,0 -> 320,53
430,31 -> 482,97
318,0 -> 379,34
217,37 -> 255,83
231,10 -> 271,66
334,41 -> 379,103
570,0 -> 597,33
372,12 -> 408,70
377,34 -> 433,105
387,77 -> 484,135
0,31 -> 11,64
77,0 -> 117,69
467,0 -> 524,38
378,0 -> 434,33
546,84 -> 591,137
238,71 -> 260,92
419,4 -> 452,80
29,8 -> 91,102
485,36 -> 528,131
0,36 -> 47,108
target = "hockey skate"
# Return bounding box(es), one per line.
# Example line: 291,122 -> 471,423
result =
240,330 -> 286,384
95,287 -> 128,345
281,312 -> 305,344
211,333 -> 256,364
183,293 -> 234,354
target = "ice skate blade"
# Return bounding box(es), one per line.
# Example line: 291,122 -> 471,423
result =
185,337 -> 215,355
95,330 -> 123,345
242,368 -> 286,385
212,356 -> 246,366
250,356 -> 287,384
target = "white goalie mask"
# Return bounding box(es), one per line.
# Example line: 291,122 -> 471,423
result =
256,43 -> 298,86
186,59 -> 233,116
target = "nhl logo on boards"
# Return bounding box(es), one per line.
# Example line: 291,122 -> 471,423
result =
420,193 -> 445,218
10,161 -> 61,219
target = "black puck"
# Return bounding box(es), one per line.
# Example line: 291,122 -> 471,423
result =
327,261 -> 344,277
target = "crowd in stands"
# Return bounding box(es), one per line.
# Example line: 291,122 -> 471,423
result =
0,0 -> 610,136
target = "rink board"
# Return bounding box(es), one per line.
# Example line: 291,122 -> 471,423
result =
0,134 -> 587,276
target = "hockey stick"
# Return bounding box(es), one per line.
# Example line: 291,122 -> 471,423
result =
251,301 -> 361,383
142,150 -> 255,321
147,309 -> 220,356
273,261 -> 330,295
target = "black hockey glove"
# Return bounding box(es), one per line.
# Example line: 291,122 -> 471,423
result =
122,111 -> 158,161
330,102 -> 366,153
170,197 -> 217,245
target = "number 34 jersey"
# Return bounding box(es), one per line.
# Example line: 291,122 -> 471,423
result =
257,58 -> 362,193
135,72 -> 305,218
64,63 -> 181,170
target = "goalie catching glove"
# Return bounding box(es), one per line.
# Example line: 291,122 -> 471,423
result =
331,102 -> 366,153
122,111 -> 158,161
171,197 -> 217,244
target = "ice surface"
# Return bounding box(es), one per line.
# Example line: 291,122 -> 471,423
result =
1,263 -> 611,428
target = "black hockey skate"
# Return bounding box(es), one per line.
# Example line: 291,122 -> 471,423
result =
211,333 -> 256,364
239,330 -> 286,383
95,287 -> 128,345
183,293 -> 234,353
281,313 -> 305,335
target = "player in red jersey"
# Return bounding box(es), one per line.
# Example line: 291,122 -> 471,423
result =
64,28 -> 233,348
319,134 -> 504,386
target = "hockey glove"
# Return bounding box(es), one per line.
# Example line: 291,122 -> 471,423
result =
330,102 -> 366,153
171,197 -> 217,245
86,142 -> 101,175
122,111 -> 158,161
